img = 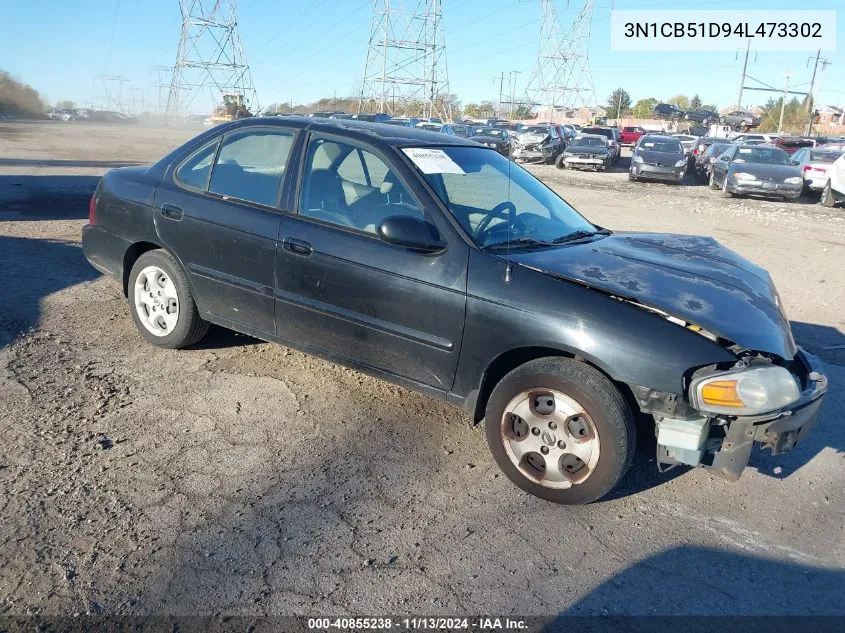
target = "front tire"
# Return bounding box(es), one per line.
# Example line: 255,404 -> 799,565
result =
128,249 -> 209,349
554,154 -> 566,169
709,170 -> 719,190
722,176 -> 733,198
484,357 -> 635,505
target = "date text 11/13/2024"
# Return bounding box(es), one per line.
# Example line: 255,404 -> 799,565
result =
307,617 -> 529,630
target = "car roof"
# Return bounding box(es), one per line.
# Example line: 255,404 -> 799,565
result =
640,135 -> 679,141
247,115 -> 474,148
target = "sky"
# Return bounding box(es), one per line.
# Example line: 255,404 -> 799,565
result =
1,0 -> 843,115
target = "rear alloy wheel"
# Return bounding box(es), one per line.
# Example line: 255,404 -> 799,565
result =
485,357 -> 635,504
820,181 -> 836,208
128,250 -> 209,349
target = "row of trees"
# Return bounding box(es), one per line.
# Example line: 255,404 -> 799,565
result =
605,88 -> 716,119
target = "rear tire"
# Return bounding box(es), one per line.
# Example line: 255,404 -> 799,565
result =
709,170 -> 719,190
128,249 -> 209,349
484,357 -> 635,505
820,181 -> 836,208
722,176 -> 733,198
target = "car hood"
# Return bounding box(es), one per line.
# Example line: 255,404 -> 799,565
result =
508,232 -> 797,359
729,162 -> 800,178
518,132 -> 551,144
638,149 -> 685,164
469,135 -> 505,144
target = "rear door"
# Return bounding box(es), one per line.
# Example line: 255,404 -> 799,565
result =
274,133 -> 468,391
154,125 -> 297,334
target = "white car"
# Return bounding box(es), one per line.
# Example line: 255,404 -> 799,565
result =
790,147 -> 845,191
820,152 -> 845,207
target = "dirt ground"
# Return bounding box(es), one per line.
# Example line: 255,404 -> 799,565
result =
1,120 -> 844,618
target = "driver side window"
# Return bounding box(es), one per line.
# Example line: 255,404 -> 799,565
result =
299,137 -> 424,234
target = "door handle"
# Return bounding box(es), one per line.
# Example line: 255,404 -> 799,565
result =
282,237 -> 313,256
160,203 -> 183,220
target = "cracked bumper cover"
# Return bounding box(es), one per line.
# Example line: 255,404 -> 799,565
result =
708,348 -> 828,481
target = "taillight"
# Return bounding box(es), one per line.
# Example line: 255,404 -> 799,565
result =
88,194 -> 96,224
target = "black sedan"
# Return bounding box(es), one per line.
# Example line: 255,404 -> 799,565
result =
82,117 -> 827,505
468,127 -> 511,156
694,141 -> 732,182
555,134 -> 611,171
683,109 -> 719,125
709,144 -> 803,200
629,135 -> 687,183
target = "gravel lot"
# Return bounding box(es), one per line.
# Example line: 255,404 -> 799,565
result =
1,120 -> 843,618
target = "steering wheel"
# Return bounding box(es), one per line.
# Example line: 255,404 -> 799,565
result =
474,200 -> 520,243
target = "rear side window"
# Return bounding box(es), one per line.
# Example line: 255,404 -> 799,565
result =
208,129 -> 295,206
175,140 -> 218,190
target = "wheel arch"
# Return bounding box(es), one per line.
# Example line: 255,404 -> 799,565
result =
122,240 -> 164,296
471,346 -> 636,424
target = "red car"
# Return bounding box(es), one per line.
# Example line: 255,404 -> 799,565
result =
773,136 -> 816,156
620,126 -> 647,146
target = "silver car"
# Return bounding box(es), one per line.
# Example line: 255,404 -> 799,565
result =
719,110 -> 760,130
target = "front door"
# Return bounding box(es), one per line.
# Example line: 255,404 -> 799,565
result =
154,126 -> 297,334
274,134 -> 468,391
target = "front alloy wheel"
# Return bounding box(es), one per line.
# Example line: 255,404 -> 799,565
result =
485,357 -> 635,504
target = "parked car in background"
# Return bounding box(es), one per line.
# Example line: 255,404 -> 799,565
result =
820,153 -> 845,207
653,103 -> 685,119
731,133 -> 778,144
580,127 -> 620,163
556,134 -> 611,171
694,142 -> 733,182
416,122 -> 456,135
351,113 -> 391,123
619,126 -> 647,146
773,136 -> 815,156
512,124 -> 563,164
672,134 -> 700,156
450,123 -> 477,138
691,137 -> 724,162
468,127 -> 512,156
629,135 -> 687,183
790,147 -> 845,192
81,115 -> 827,505
719,110 -> 760,130
710,144 -> 802,200
492,121 -> 523,137
384,117 -> 420,128
683,109 -> 719,125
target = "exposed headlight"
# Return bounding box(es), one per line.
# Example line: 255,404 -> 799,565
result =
733,172 -> 756,181
632,155 -> 643,163
487,143 -> 496,148
675,159 -> 686,168
784,176 -> 802,184
690,365 -> 800,416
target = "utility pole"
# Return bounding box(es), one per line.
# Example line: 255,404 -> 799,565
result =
509,70 -> 520,119
737,39 -> 751,109
778,71 -> 792,134
805,50 -> 831,136
496,71 -> 505,116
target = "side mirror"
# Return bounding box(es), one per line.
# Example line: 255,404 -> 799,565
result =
378,216 -> 446,254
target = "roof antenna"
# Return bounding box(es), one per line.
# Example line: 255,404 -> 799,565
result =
504,155 -> 513,284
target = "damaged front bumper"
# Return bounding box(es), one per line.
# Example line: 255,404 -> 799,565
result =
644,348 -> 828,480
513,144 -> 557,163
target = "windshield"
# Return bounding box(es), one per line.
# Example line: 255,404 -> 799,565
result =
521,126 -> 549,135
418,123 -> 441,131
640,139 -> 683,153
475,128 -> 504,138
810,151 -> 842,163
581,128 -> 612,139
571,137 -> 606,147
733,147 -> 791,165
405,146 -> 596,248
705,144 -> 730,156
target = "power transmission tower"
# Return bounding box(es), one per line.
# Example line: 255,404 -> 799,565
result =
151,66 -> 173,117
520,0 -> 597,119
166,0 -> 259,118
94,75 -> 131,113
358,0 -> 451,119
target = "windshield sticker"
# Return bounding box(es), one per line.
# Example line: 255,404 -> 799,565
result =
643,142 -> 655,147
402,148 -> 465,175
739,148 -> 752,153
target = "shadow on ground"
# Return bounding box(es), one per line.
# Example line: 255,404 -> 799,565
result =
0,175 -> 100,220
0,235 -> 99,348
552,545 -> 845,618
